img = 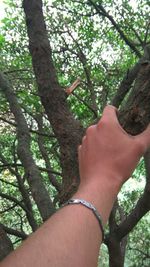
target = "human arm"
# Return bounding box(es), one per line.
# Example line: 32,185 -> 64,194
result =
1,105 -> 150,267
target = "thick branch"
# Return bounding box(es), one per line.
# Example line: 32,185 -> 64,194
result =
117,45 -> 150,134
112,63 -> 140,108
112,45 -> 150,108
23,0 -> 84,202
107,45 -> 150,266
108,44 -> 150,239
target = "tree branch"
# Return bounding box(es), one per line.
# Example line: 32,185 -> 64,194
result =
88,0 -> 141,57
0,192 -> 27,212
1,224 -> 27,240
111,45 -> 150,238
0,203 -> 18,214
0,71 -> 55,221
112,44 -> 150,134
106,45 -> 150,266
0,225 -> 13,261
115,186 -> 150,240
64,28 -> 98,114
65,78 -> 81,95
0,152 -> 38,231
144,21 -> 150,46
0,178 -> 18,188
112,45 -> 150,108
0,116 -> 55,138
23,0 -> 84,203
36,114 -> 62,193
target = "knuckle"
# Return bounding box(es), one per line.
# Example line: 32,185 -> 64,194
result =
97,117 -> 108,129
86,125 -> 95,136
82,135 -> 86,144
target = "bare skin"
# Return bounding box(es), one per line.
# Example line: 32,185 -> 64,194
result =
1,105 -> 150,267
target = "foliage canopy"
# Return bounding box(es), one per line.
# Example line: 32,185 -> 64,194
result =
0,0 -> 150,266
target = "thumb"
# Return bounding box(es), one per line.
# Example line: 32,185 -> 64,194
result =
136,124 -> 150,152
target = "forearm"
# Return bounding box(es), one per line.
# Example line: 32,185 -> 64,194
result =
0,176 -> 121,267
1,105 -> 149,267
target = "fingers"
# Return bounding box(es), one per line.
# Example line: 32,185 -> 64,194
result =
103,105 -> 118,121
103,105 -> 117,115
98,105 -> 119,126
102,106 -> 150,153
98,105 -> 133,138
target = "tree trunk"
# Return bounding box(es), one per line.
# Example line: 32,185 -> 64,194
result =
107,237 -> 124,267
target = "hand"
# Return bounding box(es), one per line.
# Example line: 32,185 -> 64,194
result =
78,105 -> 150,187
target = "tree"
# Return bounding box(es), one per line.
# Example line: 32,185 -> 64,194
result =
0,0 -> 150,266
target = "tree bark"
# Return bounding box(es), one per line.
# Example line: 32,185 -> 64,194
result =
22,1 -> 150,264
107,45 -> 150,266
118,59 -> 150,135
107,237 -> 124,267
23,0 -> 84,203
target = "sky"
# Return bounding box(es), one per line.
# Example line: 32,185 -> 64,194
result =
0,0 -> 138,21
0,0 -> 5,20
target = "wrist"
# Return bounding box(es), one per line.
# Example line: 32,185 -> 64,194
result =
74,174 -> 122,224
79,171 -> 122,195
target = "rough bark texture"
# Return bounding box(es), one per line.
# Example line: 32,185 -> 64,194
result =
22,1 -> 150,265
106,45 -> 150,267
0,1 -> 149,266
0,225 -> 13,261
118,60 -> 150,135
0,0 -> 148,265
23,0 -> 84,203
0,72 -> 55,221
112,45 -> 150,108
112,62 -> 141,108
